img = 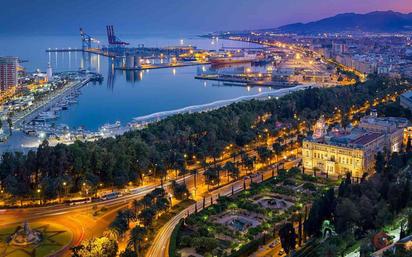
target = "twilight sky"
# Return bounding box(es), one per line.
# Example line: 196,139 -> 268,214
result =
1,0 -> 412,36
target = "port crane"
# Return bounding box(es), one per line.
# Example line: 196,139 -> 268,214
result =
80,28 -> 100,50
106,25 -> 129,47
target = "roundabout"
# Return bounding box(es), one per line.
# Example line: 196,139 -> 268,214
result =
0,221 -> 72,257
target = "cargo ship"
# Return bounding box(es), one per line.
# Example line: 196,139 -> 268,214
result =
209,52 -> 263,65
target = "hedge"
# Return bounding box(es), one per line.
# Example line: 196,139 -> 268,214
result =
169,219 -> 184,257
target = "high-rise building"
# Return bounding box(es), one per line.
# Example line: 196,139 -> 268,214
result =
0,56 -> 18,91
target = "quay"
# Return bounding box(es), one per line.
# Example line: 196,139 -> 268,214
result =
115,61 -> 210,71
195,74 -> 298,88
47,48 -> 117,58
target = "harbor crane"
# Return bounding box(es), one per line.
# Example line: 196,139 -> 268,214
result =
106,25 -> 129,47
80,28 -> 100,50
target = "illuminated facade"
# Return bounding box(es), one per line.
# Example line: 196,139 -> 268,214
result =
0,56 -> 18,91
302,113 -> 409,178
358,114 -> 408,153
303,131 -> 384,178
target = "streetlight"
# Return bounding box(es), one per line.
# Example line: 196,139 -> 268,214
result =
37,188 -> 41,205
62,181 -> 67,202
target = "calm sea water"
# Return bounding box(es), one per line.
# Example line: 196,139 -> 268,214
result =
0,35 -> 273,131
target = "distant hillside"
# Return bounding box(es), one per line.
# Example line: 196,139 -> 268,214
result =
277,11 -> 412,34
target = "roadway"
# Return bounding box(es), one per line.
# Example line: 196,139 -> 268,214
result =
0,140 -> 298,257
146,167 -> 279,257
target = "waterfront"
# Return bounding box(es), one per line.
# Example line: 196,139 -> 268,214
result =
0,35 -> 274,132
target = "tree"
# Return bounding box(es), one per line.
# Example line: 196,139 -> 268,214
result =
224,162 -> 239,181
257,146 -> 272,164
341,114 -> 350,129
119,249 -> 137,257
272,142 -> 284,162
279,223 -> 297,255
171,180 -> 189,200
375,152 -> 385,174
335,198 -> 361,233
139,208 -> 156,227
71,236 -> 118,257
132,199 -> 144,216
204,168 -> 219,190
128,226 -> 147,255
0,76 -> 407,203
191,237 -> 219,255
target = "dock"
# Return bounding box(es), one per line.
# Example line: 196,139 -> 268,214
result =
13,77 -> 92,128
46,48 -> 117,58
115,61 -> 210,71
195,74 -> 298,88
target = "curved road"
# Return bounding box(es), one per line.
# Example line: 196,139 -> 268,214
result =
146,168 -> 277,257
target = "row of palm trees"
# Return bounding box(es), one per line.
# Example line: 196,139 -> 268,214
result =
102,188 -> 171,256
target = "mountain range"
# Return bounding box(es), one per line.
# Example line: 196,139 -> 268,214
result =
276,11 -> 412,34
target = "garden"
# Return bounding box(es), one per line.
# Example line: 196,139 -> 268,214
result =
173,167 -> 333,257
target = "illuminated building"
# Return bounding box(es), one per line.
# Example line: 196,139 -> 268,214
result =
303,128 -> 384,178
302,113 -> 409,178
0,56 -> 18,91
358,111 -> 408,153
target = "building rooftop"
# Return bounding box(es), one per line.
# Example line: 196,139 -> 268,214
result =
360,115 -> 410,130
349,132 -> 383,146
307,127 -> 383,149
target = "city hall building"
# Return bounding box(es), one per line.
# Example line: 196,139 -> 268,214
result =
302,112 -> 409,178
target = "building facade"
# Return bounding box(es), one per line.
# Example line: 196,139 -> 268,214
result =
303,131 -> 384,178
358,114 -> 408,153
0,56 -> 18,91
302,113 -> 409,178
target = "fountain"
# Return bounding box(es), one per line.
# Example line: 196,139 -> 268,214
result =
9,221 -> 42,246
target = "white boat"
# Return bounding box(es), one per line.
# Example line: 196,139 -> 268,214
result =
36,111 -> 58,121
100,121 -> 121,133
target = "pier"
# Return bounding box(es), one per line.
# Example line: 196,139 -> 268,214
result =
46,48 -> 117,58
116,61 -> 210,71
195,74 -> 298,88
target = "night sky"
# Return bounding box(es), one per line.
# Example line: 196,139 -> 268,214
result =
1,0 -> 411,35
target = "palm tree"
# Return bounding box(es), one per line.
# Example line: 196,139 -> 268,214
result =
272,143 -> 284,162
128,225 -> 147,256
191,169 -> 198,190
103,228 -> 119,241
224,162 -> 239,182
132,199 -> 144,216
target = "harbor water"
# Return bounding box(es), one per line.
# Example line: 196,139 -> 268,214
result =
0,34 -> 274,131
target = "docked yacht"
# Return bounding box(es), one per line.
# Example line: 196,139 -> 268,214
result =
100,121 -> 121,133
35,111 -> 58,122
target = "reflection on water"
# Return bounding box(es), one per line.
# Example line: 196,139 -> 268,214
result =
0,35 -> 272,130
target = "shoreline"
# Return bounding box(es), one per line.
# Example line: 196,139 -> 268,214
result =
1,37 -> 321,150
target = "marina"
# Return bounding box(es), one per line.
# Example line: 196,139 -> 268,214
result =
0,32 -> 327,148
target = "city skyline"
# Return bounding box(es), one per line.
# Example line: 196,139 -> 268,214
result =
1,0 -> 412,35
1,1 -> 412,257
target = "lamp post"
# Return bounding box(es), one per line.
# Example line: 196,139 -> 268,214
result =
37,188 -> 41,205
61,181 -> 67,203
